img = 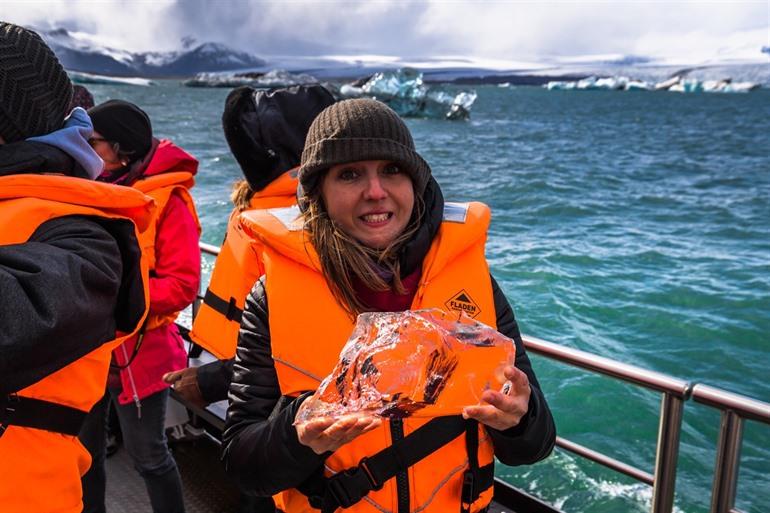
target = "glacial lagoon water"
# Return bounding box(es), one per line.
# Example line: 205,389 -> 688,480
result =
85,80 -> 770,513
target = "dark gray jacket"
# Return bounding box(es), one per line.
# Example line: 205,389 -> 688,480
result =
0,141 -> 145,395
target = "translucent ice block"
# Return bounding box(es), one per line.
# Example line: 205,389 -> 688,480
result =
295,309 -> 515,423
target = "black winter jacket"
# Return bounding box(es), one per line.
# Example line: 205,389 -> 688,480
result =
0,141 -> 145,395
222,179 -> 556,497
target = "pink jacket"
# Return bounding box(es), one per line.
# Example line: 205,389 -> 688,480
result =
113,140 -> 201,406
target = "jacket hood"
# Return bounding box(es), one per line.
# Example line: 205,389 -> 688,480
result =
142,139 -> 198,177
0,140 -> 88,178
222,85 -> 335,192
25,108 -> 103,179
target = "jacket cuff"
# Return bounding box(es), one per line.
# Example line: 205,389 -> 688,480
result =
197,359 -> 232,404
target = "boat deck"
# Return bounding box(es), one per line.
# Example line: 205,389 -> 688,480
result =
106,434 -> 240,513
105,430 -> 512,513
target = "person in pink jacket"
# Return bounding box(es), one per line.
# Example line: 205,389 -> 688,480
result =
78,99 -> 200,513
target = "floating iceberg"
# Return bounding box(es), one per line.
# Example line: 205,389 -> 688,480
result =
295,309 -> 515,423
338,68 -> 477,120
545,74 -> 759,93
183,69 -> 319,88
665,77 -> 760,93
68,71 -> 154,87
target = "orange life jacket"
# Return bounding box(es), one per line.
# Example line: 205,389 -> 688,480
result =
132,171 -> 201,330
0,174 -> 152,513
240,201 -> 497,513
190,170 -> 298,359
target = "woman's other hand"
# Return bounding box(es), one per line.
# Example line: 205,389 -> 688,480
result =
163,367 -> 207,408
296,413 -> 382,455
462,366 -> 531,431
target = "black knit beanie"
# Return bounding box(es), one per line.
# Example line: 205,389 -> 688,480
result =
222,84 -> 336,191
88,99 -> 153,161
299,98 -> 431,195
0,22 -> 73,143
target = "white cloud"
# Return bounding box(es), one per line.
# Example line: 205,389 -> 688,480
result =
2,0 -> 768,61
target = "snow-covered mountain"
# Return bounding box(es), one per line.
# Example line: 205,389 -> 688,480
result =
38,28 -> 265,77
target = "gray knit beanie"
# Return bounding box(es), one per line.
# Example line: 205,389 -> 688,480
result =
0,23 -> 73,143
299,98 -> 431,195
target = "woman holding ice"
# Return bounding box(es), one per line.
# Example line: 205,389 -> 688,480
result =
223,98 -> 555,513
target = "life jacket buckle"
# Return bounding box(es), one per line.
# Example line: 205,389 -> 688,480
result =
226,297 -> 239,321
326,457 -> 381,509
461,470 -> 475,512
0,394 -> 20,438
1,393 -> 20,416
359,457 -> 381,490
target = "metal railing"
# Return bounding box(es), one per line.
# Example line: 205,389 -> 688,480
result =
522,337 -> 770,513
195,242 -> 770,513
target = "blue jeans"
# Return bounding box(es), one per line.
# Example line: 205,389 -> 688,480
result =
79,387 -> 185,513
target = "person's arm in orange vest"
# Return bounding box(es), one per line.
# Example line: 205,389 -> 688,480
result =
0,216 -> 125,394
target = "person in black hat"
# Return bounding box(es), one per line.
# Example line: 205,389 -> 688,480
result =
87,99 -> 154,183
80,99 -> 200,513
0,22 -> 149,513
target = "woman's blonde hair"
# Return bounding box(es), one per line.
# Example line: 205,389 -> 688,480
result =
302,177 -> 425,319
230,179 -> 254,212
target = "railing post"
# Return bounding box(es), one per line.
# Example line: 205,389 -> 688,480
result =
710,411 -> 743,513
651,393 -> 685,513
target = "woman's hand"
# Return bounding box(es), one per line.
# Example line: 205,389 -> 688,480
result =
163,367 -> 207,408
295,413 -> 382,455
462,366 -> 531,431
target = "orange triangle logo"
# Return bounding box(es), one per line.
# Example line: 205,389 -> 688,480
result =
445,289 -> 481,318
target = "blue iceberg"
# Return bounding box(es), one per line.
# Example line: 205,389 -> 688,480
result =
338,68 -> 477,120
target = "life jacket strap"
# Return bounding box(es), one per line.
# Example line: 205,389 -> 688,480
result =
203,288 -> 243,323
461,419 -> 494,513
0,394 -> 87,437
306,415 -> 478,513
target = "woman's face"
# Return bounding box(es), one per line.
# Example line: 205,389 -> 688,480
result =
321,160 -> 415,250
89,131 -> 123,172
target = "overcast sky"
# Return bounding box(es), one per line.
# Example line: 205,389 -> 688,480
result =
3,0 -> 769,62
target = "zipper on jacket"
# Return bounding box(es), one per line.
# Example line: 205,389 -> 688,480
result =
120,345 -> 142,419
390,418 -> 410,513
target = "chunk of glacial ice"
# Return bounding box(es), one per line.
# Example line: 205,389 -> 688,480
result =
294,309 -> 515,423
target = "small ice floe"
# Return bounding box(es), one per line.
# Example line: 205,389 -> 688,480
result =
337,67 -> 477,120
545,74 -> 760,93
663,77 -> 760,93
546,76 -> 629,90
68,71 -> 154,86
183,69 -> 318,88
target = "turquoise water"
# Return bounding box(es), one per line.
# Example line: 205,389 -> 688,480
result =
87,81 -> 769,512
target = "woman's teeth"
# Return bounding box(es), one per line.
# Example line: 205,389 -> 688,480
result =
362,213 -> 390,223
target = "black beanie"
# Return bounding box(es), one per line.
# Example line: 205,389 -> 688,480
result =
299,98 -> 431,195
88,99 -> 153,161
222,84 -> 336,192
0,22 -> 73,143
